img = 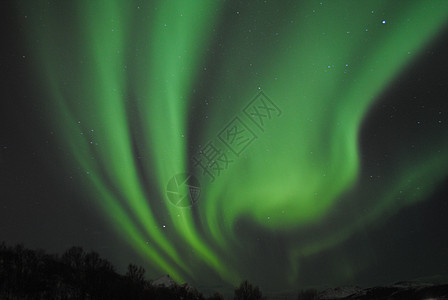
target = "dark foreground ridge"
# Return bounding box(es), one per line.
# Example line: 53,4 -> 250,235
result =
0,242 -> 209,300
1,242 -> 447,300
316,281 -> 448,300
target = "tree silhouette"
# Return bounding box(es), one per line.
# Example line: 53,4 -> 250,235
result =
297,288 -> 318,300
208,291 -> 225,300
0,241 -> 221,299
234,280 -> 262,300
126,263 -> 146,284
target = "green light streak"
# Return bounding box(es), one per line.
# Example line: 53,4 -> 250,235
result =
19,0 -> 448,290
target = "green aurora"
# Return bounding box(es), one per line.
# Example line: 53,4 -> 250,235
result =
18,0 -> 448,291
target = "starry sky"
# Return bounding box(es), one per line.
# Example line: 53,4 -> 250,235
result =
2,0 -> 448,296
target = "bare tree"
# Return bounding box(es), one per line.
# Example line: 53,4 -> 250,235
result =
234,280 -> 262,300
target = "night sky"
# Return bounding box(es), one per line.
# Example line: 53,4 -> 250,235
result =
2,0 -> 448,296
